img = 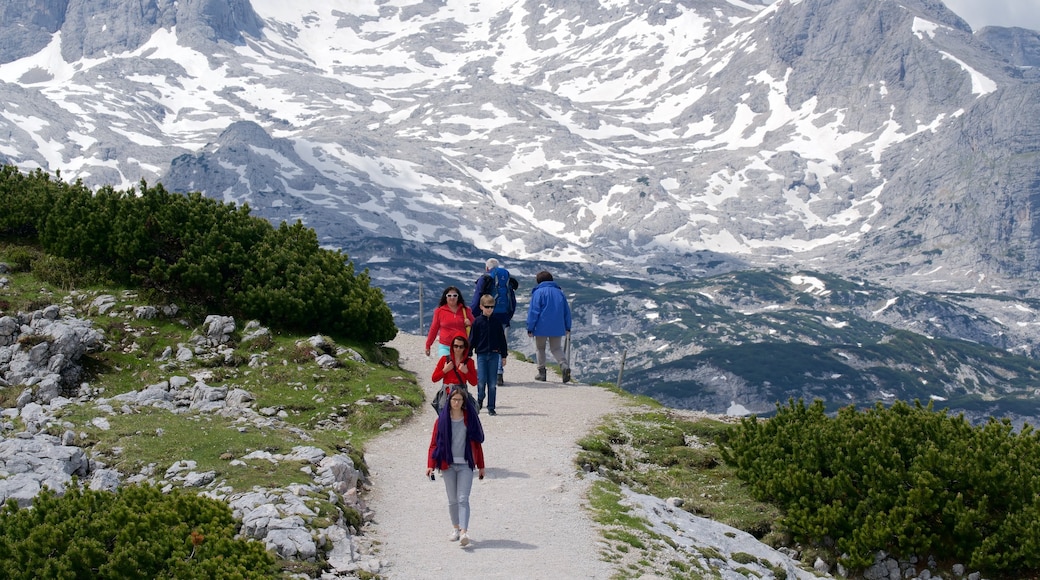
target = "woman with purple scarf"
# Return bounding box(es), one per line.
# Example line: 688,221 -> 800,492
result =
426,386 -> 485,547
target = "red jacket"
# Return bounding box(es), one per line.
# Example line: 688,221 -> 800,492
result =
425,304 -> 473,350
427,413 -> 485,471
431,354 -> 477,387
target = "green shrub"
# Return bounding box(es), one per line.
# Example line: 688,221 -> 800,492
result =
722,399 -> 1040,576
3,246 -> 40,272
0,165 -> 397,343
0,484 -> 276,579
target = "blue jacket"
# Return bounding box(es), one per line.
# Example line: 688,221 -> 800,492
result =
526,281 -> 571,337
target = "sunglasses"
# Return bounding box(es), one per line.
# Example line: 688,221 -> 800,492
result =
480,304 -> 494,309
446,293 -> 459,297
452,344 -> 466,349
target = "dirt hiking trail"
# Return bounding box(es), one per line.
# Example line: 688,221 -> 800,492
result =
363,332 -> 622,579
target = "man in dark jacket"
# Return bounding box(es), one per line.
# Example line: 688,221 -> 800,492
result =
471,258 -> 516,383
526,270 -> 572,383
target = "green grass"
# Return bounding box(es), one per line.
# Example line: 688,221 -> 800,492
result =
579,410 -> 782,539
579,406 -> 796,577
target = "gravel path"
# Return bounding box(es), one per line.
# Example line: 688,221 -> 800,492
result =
363,332 -> 622,579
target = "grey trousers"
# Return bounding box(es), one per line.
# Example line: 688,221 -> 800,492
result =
441,463 -> 475,530
534,335 -> 568,369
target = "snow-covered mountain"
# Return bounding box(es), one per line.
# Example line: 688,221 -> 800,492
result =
3,0 -> 1039,291
4,0 -> 1040,421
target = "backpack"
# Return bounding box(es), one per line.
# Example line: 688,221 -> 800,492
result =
431,384 -> 476,412
484,267 -> 517,319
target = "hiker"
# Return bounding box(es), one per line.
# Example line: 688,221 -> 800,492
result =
526,270 -> 572,383
469,294 -> 508,415
470,258 -> 517,384
430,334 -> 477,412
425,286 -> 472,359
426,386 -> 485,548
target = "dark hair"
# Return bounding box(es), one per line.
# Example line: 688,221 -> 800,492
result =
536,270 -> 553,284
438,286 -> 463,306
450,334 -> 471,358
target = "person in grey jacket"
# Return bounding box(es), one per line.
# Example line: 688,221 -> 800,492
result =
525,270 -> 572,383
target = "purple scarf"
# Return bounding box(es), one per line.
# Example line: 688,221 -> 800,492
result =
431,388 -> 484,468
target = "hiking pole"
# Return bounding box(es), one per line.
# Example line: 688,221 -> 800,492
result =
418,281 -> 425,335
616,349 -> 626,391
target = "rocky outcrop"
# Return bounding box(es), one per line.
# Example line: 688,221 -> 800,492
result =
0,306 -> 104,397
0,303 -> 375,576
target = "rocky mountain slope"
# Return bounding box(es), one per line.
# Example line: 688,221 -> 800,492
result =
1,0 -> 1039,292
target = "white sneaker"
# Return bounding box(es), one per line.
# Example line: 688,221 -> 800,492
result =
449,529 -> 460,541
459,532 -> 470,546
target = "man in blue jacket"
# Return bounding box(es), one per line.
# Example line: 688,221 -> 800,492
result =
526,270 -> 572,383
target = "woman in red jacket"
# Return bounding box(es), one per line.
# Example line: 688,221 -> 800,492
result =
426,386 -> 485,547
431,335 -> 478,411
425,286 -> 473,358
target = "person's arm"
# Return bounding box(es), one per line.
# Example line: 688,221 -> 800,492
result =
431,357 -> 449,382
470,276 -> 485,313
472,440 -> 485,477
425,309 -> 441,352
427,421 -> 440,474
468,320 -> 483,345
461,359 -> 478,386
527,291 -> 542,334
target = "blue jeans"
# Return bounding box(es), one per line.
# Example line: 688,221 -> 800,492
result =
476,352 -> 501,411
441,463 -> 475,530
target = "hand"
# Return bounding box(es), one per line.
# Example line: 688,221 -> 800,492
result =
425,348 -> 430,356
478,468 -> 485,480
501,357 -> 507,367
444,360 -> 455,372
426,468 -> 434,478
457,361 -> 469,373
527,331 -> 533,337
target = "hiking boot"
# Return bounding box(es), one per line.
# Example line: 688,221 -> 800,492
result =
488,409 -> 497,416
535,367 -> 546,381
459,532 -> 470,547
562,367 -> 571,383
449,529 -> 460,542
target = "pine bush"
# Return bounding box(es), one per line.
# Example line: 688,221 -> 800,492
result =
722,399 -> 1040,576
0,484 -> 276,579
0,166 -> 397,343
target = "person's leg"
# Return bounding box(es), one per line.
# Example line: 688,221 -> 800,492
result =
534,336 -> 548,380
487,353 -> 500,413
534,336 -> 547,367
548,335 -> 567,366
475,352 -> 490,409
441,465 -> 461,532
455,465 -> 475,543
548,336 -> 571,382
